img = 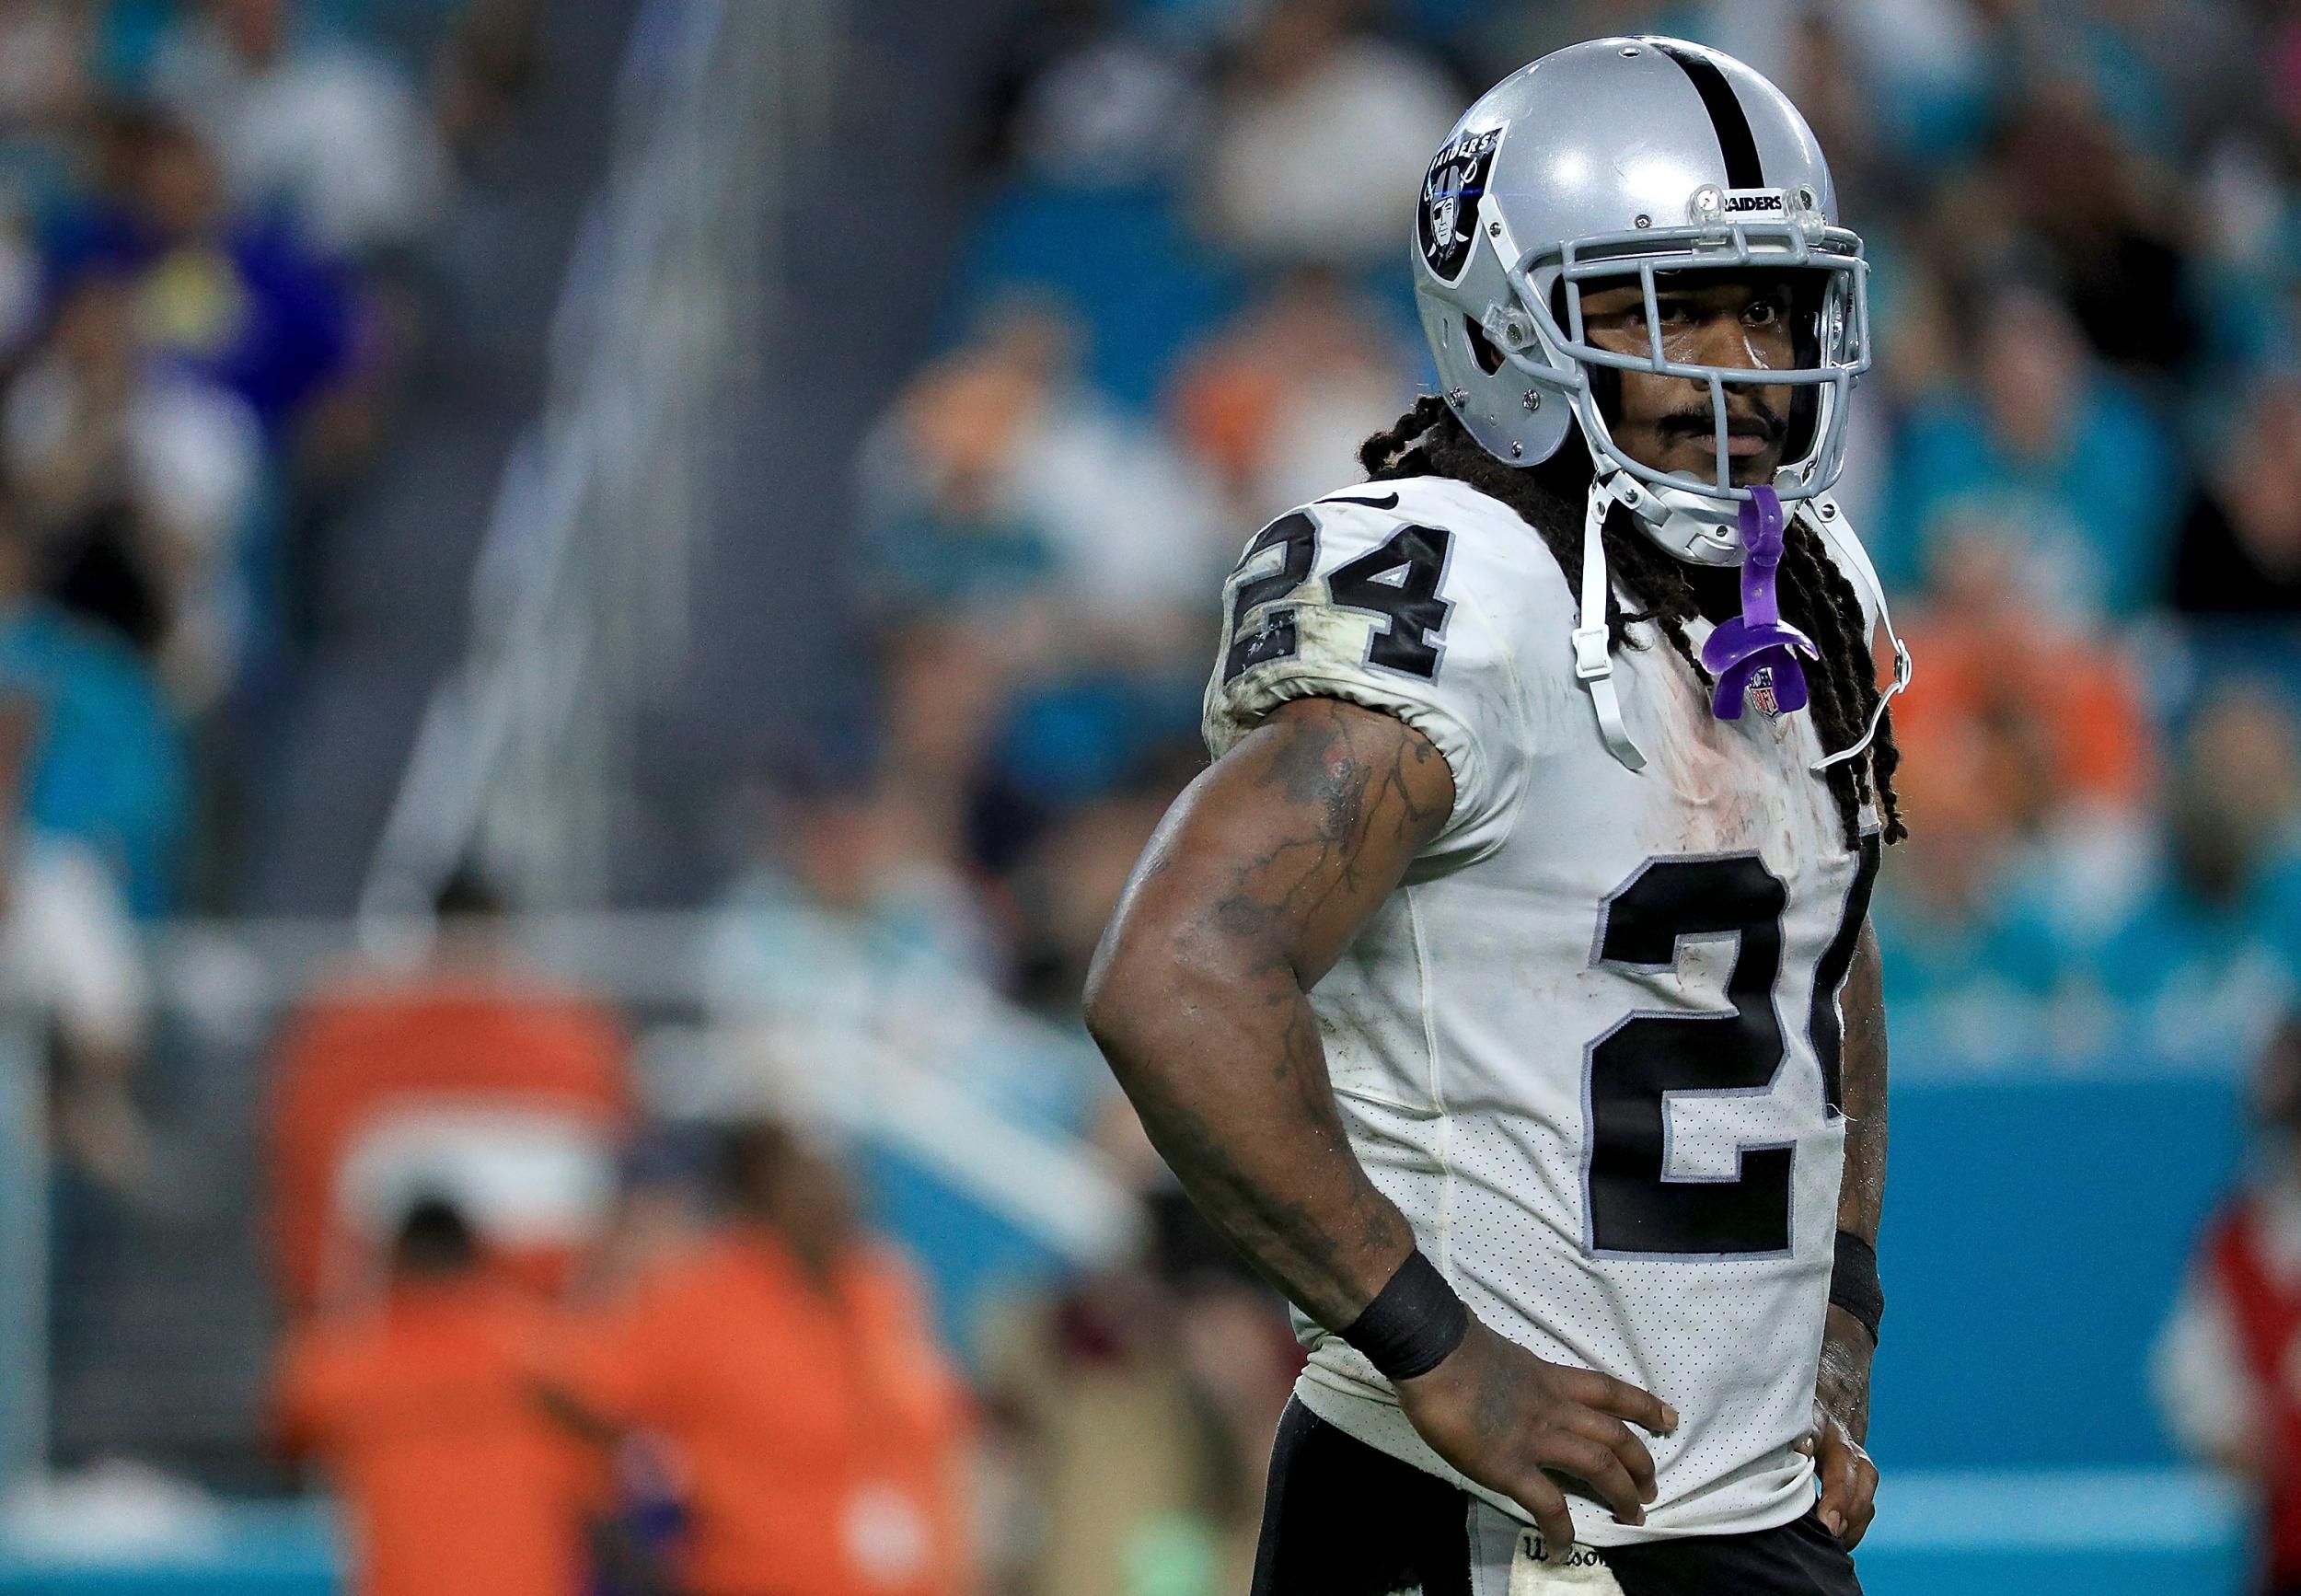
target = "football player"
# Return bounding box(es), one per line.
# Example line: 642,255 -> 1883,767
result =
1084,37 -> 1908,1596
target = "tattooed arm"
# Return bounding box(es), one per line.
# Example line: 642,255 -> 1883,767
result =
1085,696 -> 1445,1324
1084,696 -> 1672,1546
1805,920 -> 1885,1546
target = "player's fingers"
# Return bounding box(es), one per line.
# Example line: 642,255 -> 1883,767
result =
1512,1471 -> 1578,1552
1815,1439 -> 1861,1542
1561,1408 -> 1657,1500
1537,1433 -> 1648,1526
1838,1452 -> 1879,1550
1563,1368 -> 1678,1436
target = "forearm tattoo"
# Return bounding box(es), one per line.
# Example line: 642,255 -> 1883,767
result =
1835,923 -> 1887,1246
1091,699 -> 1450,1330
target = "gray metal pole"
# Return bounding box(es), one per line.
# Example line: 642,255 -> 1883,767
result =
0,1017 -> 49,1486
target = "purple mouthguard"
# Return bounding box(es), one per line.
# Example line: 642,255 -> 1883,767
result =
1698,484 -> 1819,721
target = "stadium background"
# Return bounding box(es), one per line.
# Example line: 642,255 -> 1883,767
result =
0,0 -> 2292,1591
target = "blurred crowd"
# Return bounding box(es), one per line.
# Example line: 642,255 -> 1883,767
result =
828,0 -> 2301,1079
0,0 -> 538,1198
246,874 -> 1295,1596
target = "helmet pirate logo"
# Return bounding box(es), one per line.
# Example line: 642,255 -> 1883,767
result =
1417,127 -> 1502,283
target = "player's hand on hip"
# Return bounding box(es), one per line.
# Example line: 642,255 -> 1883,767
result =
1794,1399 -> 1878,1548
1393,1316 -> 1677,1550
1798,1305 -> 1879,1547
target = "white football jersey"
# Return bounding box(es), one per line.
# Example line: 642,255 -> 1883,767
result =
1202,473 -> 1881,1545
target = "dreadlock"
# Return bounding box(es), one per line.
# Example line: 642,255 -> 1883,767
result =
1359,395 -> 1905,848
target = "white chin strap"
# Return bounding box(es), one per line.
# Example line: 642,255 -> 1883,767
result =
1570,475 -> 1914,778
1795,497 -> 1914,775
1572,475 -> 1647,771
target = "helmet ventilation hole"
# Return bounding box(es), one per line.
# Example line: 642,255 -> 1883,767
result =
1463,317 -> 1506,376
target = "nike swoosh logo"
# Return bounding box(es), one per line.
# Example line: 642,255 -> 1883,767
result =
1317,492 -> 1399,510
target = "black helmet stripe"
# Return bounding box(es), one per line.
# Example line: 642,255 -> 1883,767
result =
1654,41 -> 1764,189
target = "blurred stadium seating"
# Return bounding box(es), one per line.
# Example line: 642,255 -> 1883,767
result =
0,0 -> 2297,1593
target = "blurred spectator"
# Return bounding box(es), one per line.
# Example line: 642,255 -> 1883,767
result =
0,687 -> 155,1197
2156,1012 -> 2301,1594
1864,737 -> 2069,1056
149,0 -> 450,260
2084,685 -> 2301,1059
2082,0 -> 2254,160
1196,0 -> 1459,266
273,1196 -> 595,1596
705,759 -> 1000,1035
0,1 -> 93,137
0,201 -> 45,366
970,0 -> 1206,190
1885,287 -> 2179,617
2173,375 -> 2301,617
47,110 -> 357,436
0,496 -> 187,915
557,1119 -> 975,1596
4,261 -> 265,705
855,302 -> 1226,851
1889,521 -> 2156,927
266,869 -> 628,1317
1168,266 -> 1416,526
1003,765 -> 1185,1014
1980,86 -> 2200,378
430,0 -> 547,172
980,1101 -> 1294,1596
860,301 -> 1226,649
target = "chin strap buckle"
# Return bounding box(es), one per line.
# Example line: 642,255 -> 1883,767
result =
1570,622 -> 1613,683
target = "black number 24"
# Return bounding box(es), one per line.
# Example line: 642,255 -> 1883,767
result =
1223,515 -> 1453,684
1584,842 -> 1879,1258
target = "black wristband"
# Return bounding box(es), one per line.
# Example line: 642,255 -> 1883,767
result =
1342,1251 -> 1469,1382
1829,1231 -> 1883,1347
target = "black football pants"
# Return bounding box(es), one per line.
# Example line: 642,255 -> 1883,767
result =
1251,1398 -> 1863,1596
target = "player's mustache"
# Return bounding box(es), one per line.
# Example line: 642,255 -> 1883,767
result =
1656,405 -> 1786,445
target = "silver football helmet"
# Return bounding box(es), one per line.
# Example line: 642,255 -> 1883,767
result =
1413,35 -> 1868,557
1409,37 -> 1904,772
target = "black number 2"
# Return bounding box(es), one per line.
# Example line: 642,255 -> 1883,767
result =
1583,845 -> 1879,1258
1223,513 -> 1317,683
1222,517 -> 1453,684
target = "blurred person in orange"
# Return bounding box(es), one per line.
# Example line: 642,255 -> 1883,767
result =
1892,517 -> 2152,816
558,1118 -> 975,1596
1167,267 -> 1416,526
266,867 -> 627,1317
272,1195 -> 596,1596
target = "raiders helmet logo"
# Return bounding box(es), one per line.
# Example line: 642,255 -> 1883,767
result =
1418,126 -> 1503,283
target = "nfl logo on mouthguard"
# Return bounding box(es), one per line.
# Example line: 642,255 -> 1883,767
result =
1747,666 -> 1782,720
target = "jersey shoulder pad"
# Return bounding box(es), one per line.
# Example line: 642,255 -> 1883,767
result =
1200,476 -> 1541,868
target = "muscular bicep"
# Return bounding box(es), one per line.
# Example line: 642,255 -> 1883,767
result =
1094,696 -> 1455,994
